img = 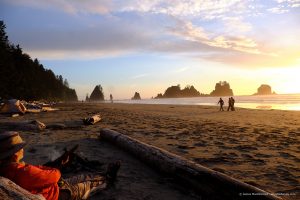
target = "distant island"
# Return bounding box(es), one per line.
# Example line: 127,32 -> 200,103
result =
155,85 -> 206,98
86,85 -> 105,101
210,81 -> 233,96
132,92 -> 142,100
154,82 -> 236,99
254,84 -> 276,95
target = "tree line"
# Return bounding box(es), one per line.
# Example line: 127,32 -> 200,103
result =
0,21 -> 78,101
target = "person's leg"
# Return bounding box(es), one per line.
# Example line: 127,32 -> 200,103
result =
59,161 -> 121,200
61,174 -> 107,200
58,189 -> 71,200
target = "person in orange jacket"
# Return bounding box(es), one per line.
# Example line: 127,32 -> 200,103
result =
0,132 -> 120,200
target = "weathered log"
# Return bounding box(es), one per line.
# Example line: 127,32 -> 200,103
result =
100,129 -> 283,200
0,176 -> 45,200
6,120 -> 46,131
47,123 -> 67,130
83,114 -> 101,125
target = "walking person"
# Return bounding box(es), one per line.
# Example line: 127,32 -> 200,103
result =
217,97 -> 224,111
231,97 -> 235,111
109,94 -> 113,103
227,97 -> 232,111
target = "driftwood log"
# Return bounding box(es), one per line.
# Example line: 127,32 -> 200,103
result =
5,120 -> 46,131
0,176 -> 45,200
83,114 -> 101,125
100,129 -> 283,200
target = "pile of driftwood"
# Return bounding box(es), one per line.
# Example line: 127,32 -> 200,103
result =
0,99 -> 58,117
2,114 -> 102,132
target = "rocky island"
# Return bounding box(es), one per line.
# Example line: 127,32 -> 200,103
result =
254,84 -> 276,95
210,81 -> 233,96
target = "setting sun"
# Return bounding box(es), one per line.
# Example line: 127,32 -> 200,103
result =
263,66 -> 300,94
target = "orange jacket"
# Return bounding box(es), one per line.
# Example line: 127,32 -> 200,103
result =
0,162 -> 61,200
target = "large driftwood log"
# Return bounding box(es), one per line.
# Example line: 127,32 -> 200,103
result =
100,129 -> 283,200
0,176 -> 45,200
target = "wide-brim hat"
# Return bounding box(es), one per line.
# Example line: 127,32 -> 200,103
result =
0,131 -> 26,160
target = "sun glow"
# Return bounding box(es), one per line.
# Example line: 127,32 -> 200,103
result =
266,65 -> 300,94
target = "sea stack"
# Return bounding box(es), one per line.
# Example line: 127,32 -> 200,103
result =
210,81 -> 233,96
255,84 -> 275,95
132,92 -> 141,100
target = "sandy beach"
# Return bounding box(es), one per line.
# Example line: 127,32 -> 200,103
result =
0,102 -> 299,199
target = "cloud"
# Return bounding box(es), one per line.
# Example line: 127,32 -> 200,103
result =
131,74 -> 149,79
12,16 -> 156,59
3,0 -> 112,15
268,7 -> 289,14
202,49 -> 300,68
221,17 -> 252,33
27,49 -> 130,60
208,36 -> 260,54
291,3 -> 300,7
276,0 -> 300,4
168,20 -> 209,41
167,19 -> 260,55
3,0 -> 248,19
174,67 -> 189,73
2,0 -> 299,68
271,0 -> 300,13
4,0 -> 299,18
164,17 -> 300,68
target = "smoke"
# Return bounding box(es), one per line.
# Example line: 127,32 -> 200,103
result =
48,149 -> 61,161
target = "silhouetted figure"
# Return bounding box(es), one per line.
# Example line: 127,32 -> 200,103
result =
110,94 -> 113,103
227,97 -> 232,111
227,97 -> 235,111
231,97 -> 235,111
218,97 -> 224,111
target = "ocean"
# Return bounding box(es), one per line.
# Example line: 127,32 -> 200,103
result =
114,94 -> 300,111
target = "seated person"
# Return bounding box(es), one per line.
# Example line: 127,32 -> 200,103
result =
0,131 -> 120,200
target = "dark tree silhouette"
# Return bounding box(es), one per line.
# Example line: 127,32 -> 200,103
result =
0,21 -> 78,101
89,85 -> 104,101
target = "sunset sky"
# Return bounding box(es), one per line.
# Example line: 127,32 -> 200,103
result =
1,0 -> 300,100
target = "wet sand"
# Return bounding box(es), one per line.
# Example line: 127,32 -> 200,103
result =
0,102 -> 299,199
